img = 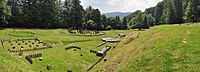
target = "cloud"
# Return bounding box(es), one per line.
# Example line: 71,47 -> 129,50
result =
63,0 -> 163,13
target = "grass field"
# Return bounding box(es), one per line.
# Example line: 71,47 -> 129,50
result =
91,23 -> 200,72
1,23 -> 200,72
0,28 -> 132,72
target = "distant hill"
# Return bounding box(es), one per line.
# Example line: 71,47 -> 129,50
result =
104,12 -> 132,19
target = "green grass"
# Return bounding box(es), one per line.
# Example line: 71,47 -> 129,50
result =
8,31 -> 35,37
91,23 -> 200,72
1,23 -> 200,72
0,28 -> 132,72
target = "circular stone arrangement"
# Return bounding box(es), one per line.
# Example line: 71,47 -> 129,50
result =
68,30 -> 106,36
8,31 -> 35,37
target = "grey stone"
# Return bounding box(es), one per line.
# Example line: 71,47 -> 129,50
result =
47,64 -> 52,70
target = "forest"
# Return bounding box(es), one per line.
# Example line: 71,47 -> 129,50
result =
0,0 -> 200,30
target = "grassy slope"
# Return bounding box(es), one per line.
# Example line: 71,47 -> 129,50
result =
92,23 -> 200,72
0,29 -> 133,72
1,23 -> 200,72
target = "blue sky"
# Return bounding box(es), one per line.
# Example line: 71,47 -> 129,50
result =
63,0 -> 163,13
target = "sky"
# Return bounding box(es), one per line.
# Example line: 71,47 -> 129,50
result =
63,0 -> 163,13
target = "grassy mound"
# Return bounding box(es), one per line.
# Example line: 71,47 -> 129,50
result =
91,23 -> 200,72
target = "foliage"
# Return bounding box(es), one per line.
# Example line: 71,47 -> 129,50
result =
185,0 -> 200,22
86,20 -> 97,30
0,0 -> 10,26
20,0 -> 62,28
1,0 -> 200,30
126,0 -> 200,29
69,0 -> 84,28
84,6 -> 101,30
105,26 -> 112,30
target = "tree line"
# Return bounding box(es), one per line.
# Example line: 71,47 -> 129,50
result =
127,0 -> 200,29
1,0 -> 200,30
0,0 -> 127,30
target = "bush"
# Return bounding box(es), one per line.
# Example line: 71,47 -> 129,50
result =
105,26 -> 112,30
87,20 -> 97,29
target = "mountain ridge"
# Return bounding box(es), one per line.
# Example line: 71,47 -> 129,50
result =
103,12 -> 132,18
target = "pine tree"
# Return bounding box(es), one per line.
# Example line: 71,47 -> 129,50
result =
40,0 -> 62,28
115,16 -> 121,29
93,9 -> 101,29
22,0 -> 41,28
185,0 -> 194,21
9,0 -> 24,27
63,0 -> 71,28
142,16 -> 150,29
101,15 -> 107,29
183,0 -> 189,14
122,17 -> 128,30
69,0 -> 84,29
147,14 -> 155,26
0,0 -> 10,27
171,0 -> 183,23
154,2 -> 163,24
161,0 -> 174,24
185,0 -> 199,22
84,6 -> 102,29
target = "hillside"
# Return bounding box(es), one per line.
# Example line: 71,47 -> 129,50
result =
91,23 -> 200,72
104,12 -> 131,19
0,23 -> 200,72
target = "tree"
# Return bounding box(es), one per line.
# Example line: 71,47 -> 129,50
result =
106,16 -> 122,29
141,16 -> 150,29
185,0 -> 199,22
21,0 -> 61,28
115,16 -> 121,29
145,7 -> 155,15
147,14 -> 155,26
0,0 -> 10,27
84,6 -> 93,24
40,0 -> 62,28
183,0 -> 189,14
127,11 -> 143,29
126,10 -> 142,22
101,15 -> 107,29
171,0 -> 183,23
69,0 -> 84,29
105,25 -> 112,30
154,2 -> 164,24
121,17 -> 128,30
22,0 -> 42,28
86,20 -> 97,30
125,0 -> 200,28
185,0 -> 195,22
161,0 -> 175,24
63,0 -> 70,28
198,5 -> 200,18
93,9 -> 101,29
84,6 -> 102,29
9,0 -> 25,27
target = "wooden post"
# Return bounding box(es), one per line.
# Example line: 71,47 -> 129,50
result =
19,48 -> 23,56
1,39 -> 5,49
